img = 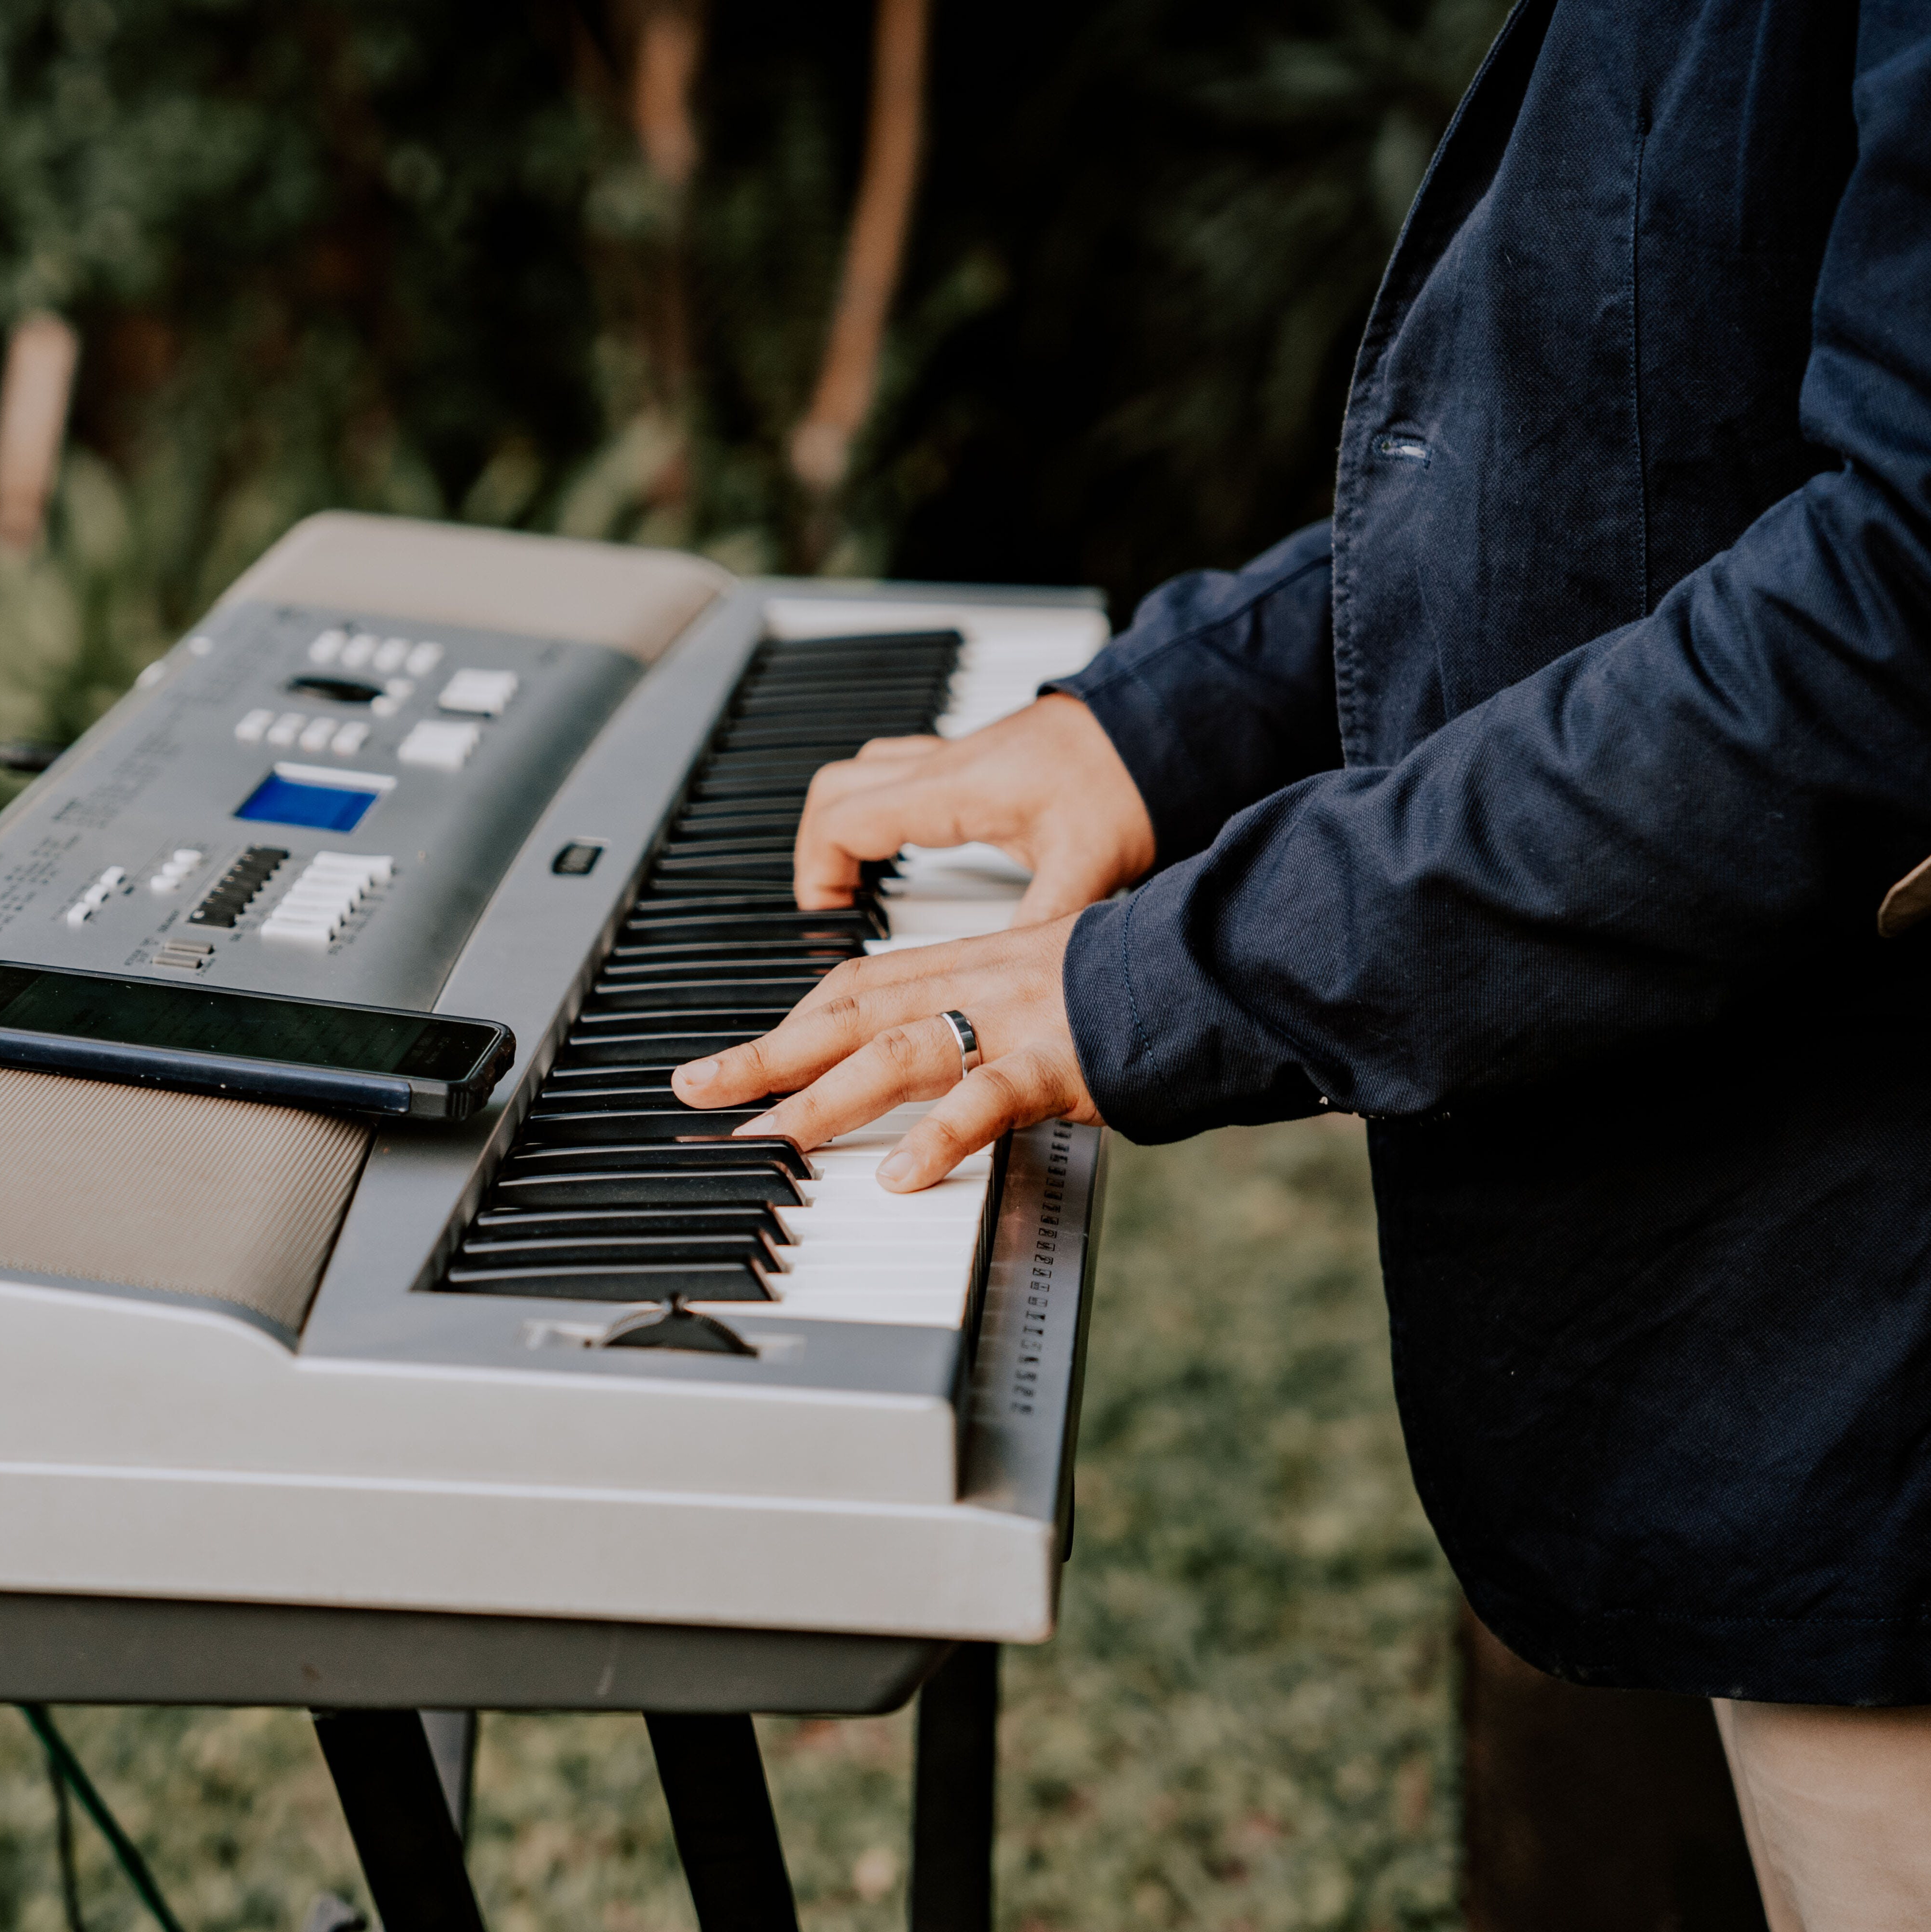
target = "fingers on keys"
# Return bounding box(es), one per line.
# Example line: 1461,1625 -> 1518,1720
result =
874,1050 -> 1067,1192
728,1014 -> 966,1151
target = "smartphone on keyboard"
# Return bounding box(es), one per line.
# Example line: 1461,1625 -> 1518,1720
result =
0,962 -> 515,1121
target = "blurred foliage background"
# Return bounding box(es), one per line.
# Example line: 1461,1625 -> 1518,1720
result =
0,3 -> 1506,1924
0,0 -> 1505,753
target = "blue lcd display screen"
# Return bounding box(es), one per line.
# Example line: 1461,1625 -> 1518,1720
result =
236,772 -> 381,833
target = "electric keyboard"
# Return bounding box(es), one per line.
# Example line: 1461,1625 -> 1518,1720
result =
0,514 -> 1109,1648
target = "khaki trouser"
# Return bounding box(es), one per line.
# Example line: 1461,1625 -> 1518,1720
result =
1714,1700 -> 1931,1931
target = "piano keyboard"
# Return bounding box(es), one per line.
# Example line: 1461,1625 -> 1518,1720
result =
0,517 -> 1112,1642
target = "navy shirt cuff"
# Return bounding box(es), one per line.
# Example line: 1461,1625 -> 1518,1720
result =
1064,886 -> 1328,1143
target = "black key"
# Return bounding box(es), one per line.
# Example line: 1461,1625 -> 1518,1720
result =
459,1231 -> 784,1272
561,1029 -> 760,1065
587,973 -> 822,1007
714,728 -> 906,755
443,1263 -> 772,1302
585,993 -> 795,1025
687,777 -> 814,805
636,877 -> 799,899
670,810 -> 804,836
620,906 -> 885,940
502,1136 -> 811,1177
530,1081 -> 681,1107
520,1106 -> 775,1142
659,836 -> 797,859
757,628 -> 962,658
606,939 -> 860,966
650,855 -> 795,881
493,1168 -> 805,1209
476,1205 -> 795,1245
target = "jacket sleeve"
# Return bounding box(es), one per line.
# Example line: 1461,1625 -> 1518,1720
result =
1064,16 -> 1931,1141
1043,519 -> 1342,867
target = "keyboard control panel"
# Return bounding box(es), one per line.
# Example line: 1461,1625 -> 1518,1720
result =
0,602 -> 642,1008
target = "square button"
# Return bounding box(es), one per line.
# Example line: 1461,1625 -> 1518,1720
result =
437,668 -> 518,716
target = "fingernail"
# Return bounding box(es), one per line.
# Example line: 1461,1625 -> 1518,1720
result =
877,1150 -> 917,1186
674,1058 -> 721,1088
733,1112 -> 780,1137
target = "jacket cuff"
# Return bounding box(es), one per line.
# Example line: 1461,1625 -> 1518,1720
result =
1043,520 -> 1340,869
1064,886 -> 1328,1144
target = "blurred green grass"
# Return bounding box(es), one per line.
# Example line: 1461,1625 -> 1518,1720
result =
0,1120 -> 1459,1931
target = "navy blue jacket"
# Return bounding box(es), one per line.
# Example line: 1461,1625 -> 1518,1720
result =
1054,0 -> 1931,1703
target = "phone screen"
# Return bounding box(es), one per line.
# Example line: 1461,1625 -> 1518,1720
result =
0,966 -> 493,1081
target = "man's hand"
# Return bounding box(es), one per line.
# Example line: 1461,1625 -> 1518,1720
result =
670,916 -> 1098,1191
792,693 -> 1155,924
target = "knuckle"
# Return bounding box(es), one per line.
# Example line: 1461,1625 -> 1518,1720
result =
875,1025 -> 924,1075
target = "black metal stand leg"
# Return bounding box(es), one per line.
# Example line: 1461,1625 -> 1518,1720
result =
312,1710 -> 487,1932
909,1643 -> 999,1932
420,1710 -> 478,1840
644,1712 -> 800,1932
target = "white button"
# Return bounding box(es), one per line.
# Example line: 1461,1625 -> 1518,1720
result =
371,696 -> 401,719
81,882 -> 111,909
172,848 -> 202,867
260,919 -> 335,947
148,874 -> 175,895
266,712 -> 305,747
332,721 -> 369,755
340,633 -> 378,670
98,867 -> 125,890
234,709 -> 274,744
384,677 -> 414,700
299,718 -> 336,753
437,668 -> 518,716
404,640 -> 443,677
64,903 -> 90,926
373,638 -> 410,673
399,719 -> 481,770
308,630 -> 346,665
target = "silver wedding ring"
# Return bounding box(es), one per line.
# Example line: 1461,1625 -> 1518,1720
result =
939,1009 -> 982,1082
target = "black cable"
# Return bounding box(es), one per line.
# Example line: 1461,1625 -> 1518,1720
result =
45,1747 -> 86,1932
16,1707 -> 186,1932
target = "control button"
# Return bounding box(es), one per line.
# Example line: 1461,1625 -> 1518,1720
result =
235,708 -> 274,744
373,637 -> 410,673
266,711 -> 305,748
308,629 -> 347,666
188,847 -> 288,929
438,668 -> 518,717
98,866 -> 126,890
398,719 -> 482,771
64,902 -> 89,927
259,852 -> 392,948
298,718 -> 336,753
331,721 -> 369,756
340,633 -> 378,670
370,676 -> 414,721
150,848 -> 205,893
404,640 -> 443,677
552,840 -> 605,876
153,937 -> 215,971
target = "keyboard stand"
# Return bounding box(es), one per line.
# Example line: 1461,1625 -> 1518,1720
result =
0,1591 -> 999,1932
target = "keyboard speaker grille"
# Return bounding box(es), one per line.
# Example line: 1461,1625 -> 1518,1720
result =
0,1066 -> 369,1334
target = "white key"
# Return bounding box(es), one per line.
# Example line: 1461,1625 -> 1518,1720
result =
260,919 -> 335,947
